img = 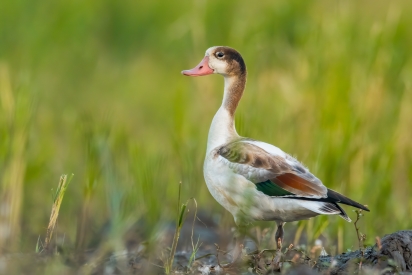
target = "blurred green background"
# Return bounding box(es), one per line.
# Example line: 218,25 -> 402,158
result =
1,0 -> 411,268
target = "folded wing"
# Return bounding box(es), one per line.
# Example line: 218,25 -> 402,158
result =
217,139 -> 327,198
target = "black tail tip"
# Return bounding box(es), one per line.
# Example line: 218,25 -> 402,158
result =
360,205 -> 370,212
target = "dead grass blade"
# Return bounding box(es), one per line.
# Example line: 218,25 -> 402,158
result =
43,174 -> 73,252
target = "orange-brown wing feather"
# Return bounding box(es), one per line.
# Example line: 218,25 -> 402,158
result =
218,139 -> 327,198
271,173 -> 326,197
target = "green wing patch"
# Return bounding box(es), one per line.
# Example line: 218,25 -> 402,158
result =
256,180 -> 294,197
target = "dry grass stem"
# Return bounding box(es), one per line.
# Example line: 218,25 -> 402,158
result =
43,174 -> 73,252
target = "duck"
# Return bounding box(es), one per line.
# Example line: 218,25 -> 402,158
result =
181,46 -> 369,253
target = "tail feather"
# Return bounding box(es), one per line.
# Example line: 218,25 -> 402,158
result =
301,201 -> 352,222
327,189 -> 369,212
333,202 -> 352,222
287,188 -> 369,221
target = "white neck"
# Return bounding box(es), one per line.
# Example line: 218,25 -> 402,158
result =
206,76 -> 242,154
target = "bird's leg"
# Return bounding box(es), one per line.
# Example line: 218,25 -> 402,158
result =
275,222 -> 285,250
263,222 -> 285,270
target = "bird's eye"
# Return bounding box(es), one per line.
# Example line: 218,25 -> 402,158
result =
216,52 -> 224,58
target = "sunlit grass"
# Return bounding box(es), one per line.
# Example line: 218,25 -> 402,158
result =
43,174 -> 73,252
0,0 -> 411,273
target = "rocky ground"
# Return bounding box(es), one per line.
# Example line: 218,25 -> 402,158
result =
101,227 -> 412,275
1,214 -> 411,274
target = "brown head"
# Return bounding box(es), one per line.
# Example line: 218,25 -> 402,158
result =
182,46 -> 247,115
181,46 -> 247,77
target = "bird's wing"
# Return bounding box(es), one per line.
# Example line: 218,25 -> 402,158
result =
217,139 -> 328,198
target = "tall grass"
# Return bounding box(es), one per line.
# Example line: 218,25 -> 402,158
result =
0,64 -> 32,252
0,0 -> 411,273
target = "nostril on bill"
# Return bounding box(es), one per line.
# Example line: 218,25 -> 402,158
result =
199,66 -> 203,69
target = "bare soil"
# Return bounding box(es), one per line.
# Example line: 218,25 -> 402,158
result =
2,218 -> 411,275
102,229 -> 412,274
